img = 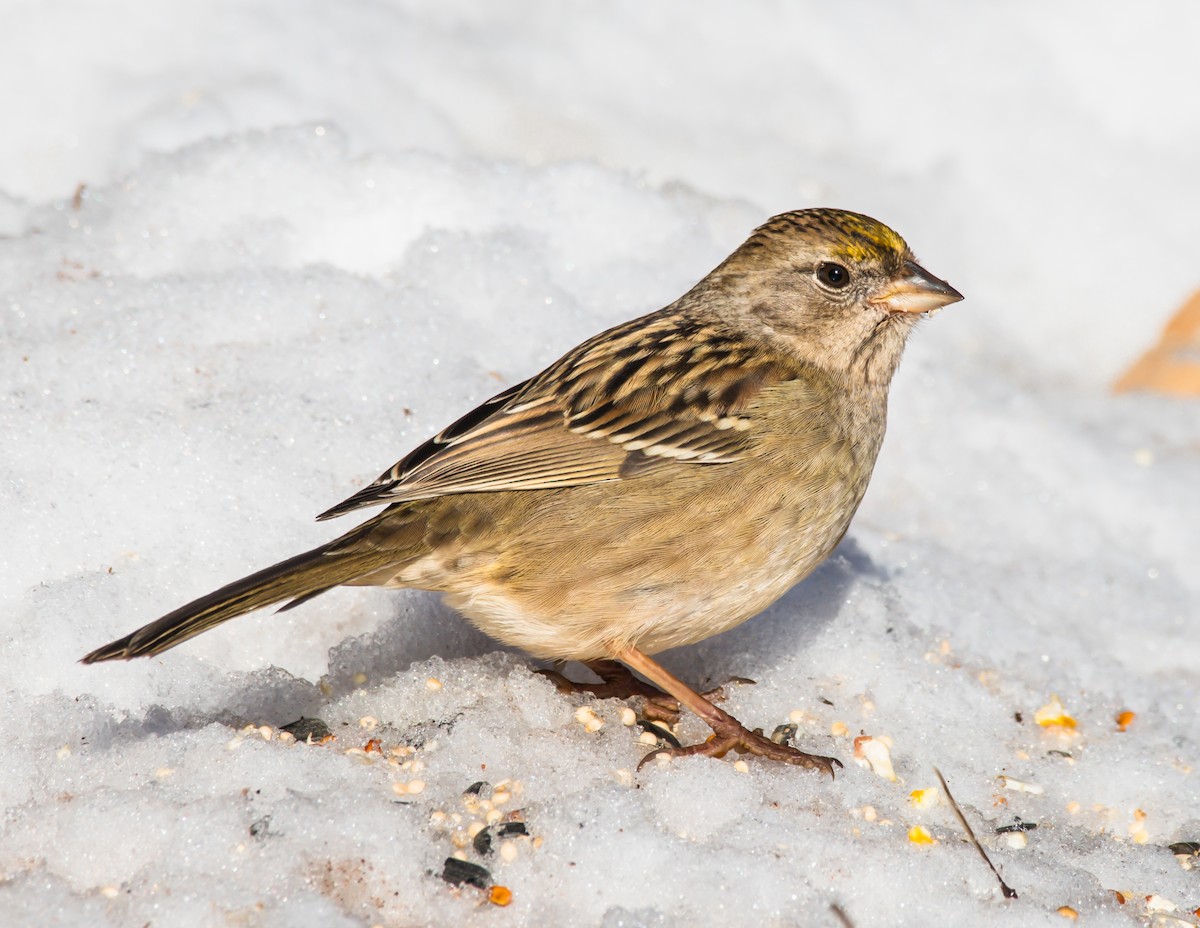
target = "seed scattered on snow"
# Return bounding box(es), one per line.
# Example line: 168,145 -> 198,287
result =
352,672 -> 368,686
1116,709 -> 1135,732
853,735 -> 896,781
574,706 -> 604,733
613,768 -> 634,786
1035,695 -> 1076,729
733,760 -> 750,774
998,775 -> 1044,795
909,788 -> 938,809
489,885 -> 513,906
492,789 -> 510,806
1169,842 -> 1199,871
280,717 -> 333,743
1056,905 -> 1078,919
908,825 -> 935,845
830,721 -> 849,737
358,716 -> 379,731
467,820 -> 487,839
620,707 -> 637,726
638,731 -> 659,745
440,857 -> 490,889
154,767 -> 174,780
392,779 -> 425,796
1145,895 -> 1178,913
499,840 -> 519,863
426,677 -> 443,691
99,885 -> 120,899
1004,831 -> 1028,850
1128,808 -> 1149,843
56,745 -> 71,760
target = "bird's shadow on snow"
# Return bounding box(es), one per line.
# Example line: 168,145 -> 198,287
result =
653,535 -> 886,686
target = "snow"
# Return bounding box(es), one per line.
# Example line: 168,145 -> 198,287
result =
2,2 -> 1198,926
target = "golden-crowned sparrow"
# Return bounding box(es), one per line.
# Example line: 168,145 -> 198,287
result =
83,208 -> 962,775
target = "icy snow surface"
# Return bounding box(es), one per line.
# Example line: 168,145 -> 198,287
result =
3,3 -> 1199,926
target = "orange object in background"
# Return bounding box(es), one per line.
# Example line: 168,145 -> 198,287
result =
1115,290 -> 1200,395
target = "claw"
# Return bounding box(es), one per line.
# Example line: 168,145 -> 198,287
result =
637,718 -> 842,777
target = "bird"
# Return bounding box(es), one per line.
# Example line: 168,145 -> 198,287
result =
82,208 -> 962,775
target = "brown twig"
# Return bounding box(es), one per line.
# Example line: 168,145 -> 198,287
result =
934,766 -> 1018,899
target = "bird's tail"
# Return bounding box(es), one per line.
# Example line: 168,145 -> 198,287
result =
80,538 -> 395,663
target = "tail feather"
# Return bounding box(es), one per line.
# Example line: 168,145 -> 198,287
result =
80,543 -> 391,663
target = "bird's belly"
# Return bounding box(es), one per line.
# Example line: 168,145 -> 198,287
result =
435,471 -> 860,662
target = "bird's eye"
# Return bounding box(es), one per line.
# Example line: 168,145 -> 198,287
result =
816,262 -> 850,290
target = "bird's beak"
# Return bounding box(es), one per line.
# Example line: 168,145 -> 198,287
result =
869,261 -> 964,315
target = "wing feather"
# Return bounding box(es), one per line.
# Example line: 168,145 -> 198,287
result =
317,310 -> 803,520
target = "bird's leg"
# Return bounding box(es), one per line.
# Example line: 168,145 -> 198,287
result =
541,659 -> 753,725
611,644 -> 842,777
540,659 -> 682,723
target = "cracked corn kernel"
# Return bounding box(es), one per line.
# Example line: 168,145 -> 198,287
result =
426,677 -> 443,691
489,886 -> 513,907
1145,895 -> 1177,913
909,788 -> 938,809
1116,710 -> 1135,732
1035,696 -> 1076,729
1056,906 -> 1078,919
853,735 -> 896,781
998,775 -> 1044,794
907,826 -> 935,845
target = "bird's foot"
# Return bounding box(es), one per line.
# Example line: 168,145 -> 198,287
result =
541,661 -> 753,725
637,715 -> 842,778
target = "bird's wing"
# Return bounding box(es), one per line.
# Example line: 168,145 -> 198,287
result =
317,312 -> 801,520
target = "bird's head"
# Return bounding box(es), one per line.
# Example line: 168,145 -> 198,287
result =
712,208 -> 963,383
